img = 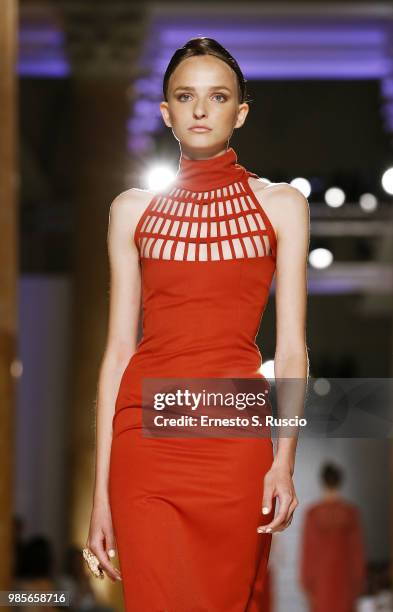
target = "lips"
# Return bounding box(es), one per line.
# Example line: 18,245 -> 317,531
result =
189,126 -> 212,132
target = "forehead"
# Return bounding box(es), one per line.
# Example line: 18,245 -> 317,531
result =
170,55 -> 237,89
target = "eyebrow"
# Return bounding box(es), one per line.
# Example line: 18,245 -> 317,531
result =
173,86 -> 232,93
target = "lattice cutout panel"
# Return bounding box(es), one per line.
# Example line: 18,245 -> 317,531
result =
136,181 -> 274,262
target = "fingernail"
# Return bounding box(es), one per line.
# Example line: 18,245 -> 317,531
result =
257,527 -> 265,533
262,507 -> 270,514
108,549 -> 116,558
116,575 -> 122,581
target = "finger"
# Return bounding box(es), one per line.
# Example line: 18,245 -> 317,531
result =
104,531 -> 119,564
261,483 -> 275,518
278,514 -> 294,532
272,499 -> 298,533
90,539 -> 122,582
257,494 -> 291,533
282,499 -> 298,529
284,498 -> 298,526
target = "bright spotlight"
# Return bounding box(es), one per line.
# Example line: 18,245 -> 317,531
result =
260,359 -> 275,379
308,248 -> 333,269
145,165 -> 176,191
290,177 -> 311,198
381,167 -> 393,194
324,187 -> 345,208
359,193 -> 378,212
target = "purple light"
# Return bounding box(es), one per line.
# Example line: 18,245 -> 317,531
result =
128,133 -> 153,155
381,78 -> 393,97
18,59 -> 69,77
133,99 -> 160,115
19,28 -> 65,45
18,21 -> 69,77
155,57 -> 391,80
128,115 -> 161,133
161,27 -> 387,47
134,77 -> 164,96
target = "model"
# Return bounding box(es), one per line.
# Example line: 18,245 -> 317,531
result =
84,36 -> 309,611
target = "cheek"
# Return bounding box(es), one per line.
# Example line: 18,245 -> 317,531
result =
170,109 -> 191,128
211,104 -> 238,125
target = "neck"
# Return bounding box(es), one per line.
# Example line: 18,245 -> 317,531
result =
180,145 -> 229,162
173,146 -> 249,191
323,489 -> 341,501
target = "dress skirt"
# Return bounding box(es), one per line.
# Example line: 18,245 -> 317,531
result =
109,411 -> 275,612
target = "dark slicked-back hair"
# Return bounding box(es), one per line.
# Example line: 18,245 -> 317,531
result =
163,36 -> 249,104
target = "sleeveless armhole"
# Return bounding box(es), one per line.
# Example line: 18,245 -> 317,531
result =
242,171 -> 278,261
133,192 -> 159,250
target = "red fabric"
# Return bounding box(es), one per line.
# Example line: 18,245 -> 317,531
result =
261,568 -> 273,611
300,498 -> 367,612
109,147 -> 277,610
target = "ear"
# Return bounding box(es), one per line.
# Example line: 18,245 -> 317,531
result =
234,103 -> 249,129
160,101 -> 172,128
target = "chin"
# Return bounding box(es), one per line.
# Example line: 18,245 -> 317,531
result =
183,137 -> 222,150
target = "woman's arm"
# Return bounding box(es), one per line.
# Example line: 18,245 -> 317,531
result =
93,190 -> 142,505
257,183 -> 310,534
272,183 -> 310,472
86,188 -> 149,581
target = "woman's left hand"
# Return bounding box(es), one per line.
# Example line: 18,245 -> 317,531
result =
257,462 -> 298,534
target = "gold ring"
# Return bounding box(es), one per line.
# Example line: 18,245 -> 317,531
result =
82,547 -> 104,579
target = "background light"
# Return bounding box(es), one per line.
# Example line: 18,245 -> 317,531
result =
381,167 -> 393,194
290,177 -> 312,198
313,378 -> 331,396
309,247 -> 334,269
324,187 -> 346,207
260,359 -> 275,379
144,165 -> 176,191
359,192 -> 378,212
10,359 -> 23,378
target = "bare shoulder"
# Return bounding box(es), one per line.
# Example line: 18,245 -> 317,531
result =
248,176 -> 309,207
110,187 -> 155,219
248,177 -> 309,236
108,187 -> 155,241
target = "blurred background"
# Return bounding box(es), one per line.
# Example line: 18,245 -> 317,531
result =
1,0 -> 393,610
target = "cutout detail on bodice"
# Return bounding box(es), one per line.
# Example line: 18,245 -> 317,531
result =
134,178 -> 277,263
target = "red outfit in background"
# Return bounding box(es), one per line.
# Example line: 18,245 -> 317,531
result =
300,498 -> 367,612
109,148 -> 278,611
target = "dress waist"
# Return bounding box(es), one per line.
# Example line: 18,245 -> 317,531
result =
125,338 -> 264,377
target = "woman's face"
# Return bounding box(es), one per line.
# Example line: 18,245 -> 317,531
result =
160,54 -> 249,157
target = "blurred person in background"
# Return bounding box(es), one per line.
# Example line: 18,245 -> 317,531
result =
56,546 -> 114,612
12,535 -> 57,612
299,462 -> 367,612
12,514 -> 27,578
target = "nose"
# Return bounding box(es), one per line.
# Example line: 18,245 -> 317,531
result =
193,100 -> 207,119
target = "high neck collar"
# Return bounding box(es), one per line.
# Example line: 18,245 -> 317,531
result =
173,147 -> 248,191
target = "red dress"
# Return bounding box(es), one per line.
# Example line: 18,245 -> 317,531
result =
109,147 -> 278,611
300,498 -> 367,612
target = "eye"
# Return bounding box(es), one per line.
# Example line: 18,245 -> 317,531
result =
212,93 -> 227,102
177,93 -> 192,102
176,92 -> 228,102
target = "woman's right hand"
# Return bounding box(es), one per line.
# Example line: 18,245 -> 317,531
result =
85,499 -> 122,583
